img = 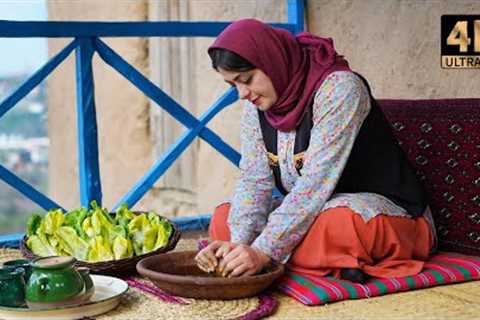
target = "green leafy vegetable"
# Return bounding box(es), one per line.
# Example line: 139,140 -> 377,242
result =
155,218 -> 173,250
26,235 -> 57,257
25,202 -> 173,262
112,235 -> 133,260
26,214 -> 42,237
55,226 -> 90,261
115,204 -> 135,228
42,209 -> 65,235
82,216 -> 95,238
64,208 -> 89,239
88,235 -> 114,262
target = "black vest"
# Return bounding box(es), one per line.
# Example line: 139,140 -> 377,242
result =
258,73 -> 427,218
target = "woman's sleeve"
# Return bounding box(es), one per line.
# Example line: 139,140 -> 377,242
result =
251,72 -> 371,262
228,102 -> 275,244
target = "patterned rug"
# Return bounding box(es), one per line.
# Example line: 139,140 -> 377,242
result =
277,252 -> 480,305
197,239 -> 480,309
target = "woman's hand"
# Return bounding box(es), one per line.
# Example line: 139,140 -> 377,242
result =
194,240 -> 237,273
217,244 -> 271,277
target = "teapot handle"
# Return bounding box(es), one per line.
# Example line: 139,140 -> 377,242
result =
77,267 -> 94,295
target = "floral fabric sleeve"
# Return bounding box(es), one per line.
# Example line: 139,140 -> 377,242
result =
227,102 -> 275,244
251,72 -> 371,262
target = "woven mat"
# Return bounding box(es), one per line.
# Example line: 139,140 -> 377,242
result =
0,243 -> 275,320
3,240 -> 480,319
158,240 -> 480,319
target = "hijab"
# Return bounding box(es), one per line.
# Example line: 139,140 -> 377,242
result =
209,18 -> 351,132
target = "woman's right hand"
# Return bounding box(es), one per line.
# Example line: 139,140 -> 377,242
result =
194,240 -> 237,273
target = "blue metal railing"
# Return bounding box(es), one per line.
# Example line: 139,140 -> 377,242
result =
0,0 -> 305,247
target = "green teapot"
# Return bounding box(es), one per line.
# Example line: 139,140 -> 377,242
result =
0,267 -> 26,307
25,256 -> 94,308
3,259 -> 32,282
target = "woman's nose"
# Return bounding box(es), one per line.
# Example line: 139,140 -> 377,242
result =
237,84 -> 250,100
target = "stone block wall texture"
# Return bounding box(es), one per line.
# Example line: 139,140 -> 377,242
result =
306,0 -> 480,99
47,0 -> 479,217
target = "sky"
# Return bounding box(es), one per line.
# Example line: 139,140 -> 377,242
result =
0,0 -> 47,76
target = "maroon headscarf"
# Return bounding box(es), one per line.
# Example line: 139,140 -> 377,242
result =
209,19 -> 351,132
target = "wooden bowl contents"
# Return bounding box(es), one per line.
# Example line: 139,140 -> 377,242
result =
136,250 -> 284,300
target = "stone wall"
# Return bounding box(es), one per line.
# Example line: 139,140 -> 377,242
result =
47,0 -> 479,217
190,0 -> 287,213
306,0 -> 480,98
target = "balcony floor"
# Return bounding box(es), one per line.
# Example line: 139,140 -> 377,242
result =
1,236 -> 479,319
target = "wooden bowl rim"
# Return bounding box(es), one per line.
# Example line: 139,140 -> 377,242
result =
136,250 -> 285,286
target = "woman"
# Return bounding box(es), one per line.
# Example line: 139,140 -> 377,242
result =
195,19 -> 436,283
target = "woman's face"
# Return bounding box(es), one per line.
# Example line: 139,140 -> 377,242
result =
218,67 -> 278,111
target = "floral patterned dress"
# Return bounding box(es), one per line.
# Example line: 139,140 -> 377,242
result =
228,71 -> 436,263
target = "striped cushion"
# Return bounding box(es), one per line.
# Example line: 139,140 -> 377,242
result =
277,253 -> 480,305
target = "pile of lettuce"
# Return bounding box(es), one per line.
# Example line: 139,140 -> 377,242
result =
25,202 -> 173,262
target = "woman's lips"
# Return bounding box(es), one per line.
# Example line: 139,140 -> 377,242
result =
252,97 -> 261,105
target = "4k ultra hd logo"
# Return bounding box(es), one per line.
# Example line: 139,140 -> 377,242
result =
441,15 -> 480,69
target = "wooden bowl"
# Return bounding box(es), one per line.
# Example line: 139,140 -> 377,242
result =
136,250 -> 284,300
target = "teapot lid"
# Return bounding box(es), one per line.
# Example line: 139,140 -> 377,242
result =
32,256 -> 76,269
0,267 -> 25,280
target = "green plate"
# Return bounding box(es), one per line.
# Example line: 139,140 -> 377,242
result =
0,275 -> 128,320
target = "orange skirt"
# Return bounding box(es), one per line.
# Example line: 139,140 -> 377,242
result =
209,203 -> 434,278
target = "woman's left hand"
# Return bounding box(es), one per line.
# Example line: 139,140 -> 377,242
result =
217,244 -> 271,277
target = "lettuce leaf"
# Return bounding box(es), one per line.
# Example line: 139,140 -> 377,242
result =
55,226 -> 90,260
26,202 -> 173,262
26,235 -> 57,257
26,214 -> 42,237
64,208 -> 89,239
112,235 -> 133,260
87,235 -> 114,262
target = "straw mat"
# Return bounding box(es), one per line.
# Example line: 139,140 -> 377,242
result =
179,240 -> 480,319
0,245 -> 273,320
3,240 -> 480,319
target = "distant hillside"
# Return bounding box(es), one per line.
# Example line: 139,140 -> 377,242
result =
0,74 -> 48,235
0,75 -> 47,138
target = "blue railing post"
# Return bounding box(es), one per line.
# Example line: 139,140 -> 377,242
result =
113,88 -> 238,211
0,0 -> 306,246
75,37 -> 102,208
288,0 -> 305,33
